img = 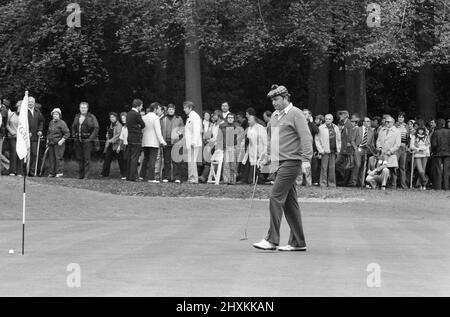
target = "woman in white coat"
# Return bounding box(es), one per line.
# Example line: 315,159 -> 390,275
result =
183,101 -> 202,184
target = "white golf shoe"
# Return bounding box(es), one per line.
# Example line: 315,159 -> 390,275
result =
277,245 -> 307,252
252,239 -> 276,251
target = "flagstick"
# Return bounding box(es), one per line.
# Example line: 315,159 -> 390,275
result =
22,158 -> 27,255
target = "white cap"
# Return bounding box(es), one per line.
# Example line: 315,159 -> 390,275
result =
51,108 -> 62,116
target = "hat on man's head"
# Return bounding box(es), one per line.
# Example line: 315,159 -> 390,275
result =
337,110 -> 349,116
51,108 -> 62,116
267,84 -> 290,99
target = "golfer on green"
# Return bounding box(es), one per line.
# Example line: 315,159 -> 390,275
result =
254,84 -> 313,251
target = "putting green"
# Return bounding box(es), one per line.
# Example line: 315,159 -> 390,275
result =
0,177 -> 449,296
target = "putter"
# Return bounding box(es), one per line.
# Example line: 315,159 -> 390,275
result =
241,172 -> 259,241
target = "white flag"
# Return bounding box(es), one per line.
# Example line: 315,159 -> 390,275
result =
17,91 -> 30,160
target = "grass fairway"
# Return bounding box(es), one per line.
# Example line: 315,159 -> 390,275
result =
0,175 -> 449,296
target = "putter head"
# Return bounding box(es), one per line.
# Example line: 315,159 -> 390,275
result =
240,230 -> 248,241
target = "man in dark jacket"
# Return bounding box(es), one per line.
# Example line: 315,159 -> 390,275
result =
160,103 -> 184,183
27,96 -> 45,176
125,99 -> 145,181
71,102 -> 99,179
431,119 -> 450,190
335,110 -> 355,186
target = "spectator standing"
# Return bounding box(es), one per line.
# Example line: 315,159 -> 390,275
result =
199,110 -> 213,183
315,114 -> 341,188
125,99 -> 145,181
154,105 -> 166,181
240,114 -> 267,184
6,101 -> 20,175
335,110 -> 354,186
350,117 -> 375,187
394,112 -> 409,189
101,112 -> 124,178
431,119 -> 450,190
27,96 -> 45,176
221,102 -> 230,121
117,112 -> 128,180
46,108 -> 70,177
410,126 -> 431,190
71,102 -> 99,179
160,104 -> 184,183
0,99 -> 10,174
206,110 -> 224,183
140,102 -> 167,182
376,115 -> 401,189
183,101 -> 202,184
218,113 -> 243,185
297,109 -> 319,186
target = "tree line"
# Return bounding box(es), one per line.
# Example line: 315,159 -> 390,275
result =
0,0 -> 449,133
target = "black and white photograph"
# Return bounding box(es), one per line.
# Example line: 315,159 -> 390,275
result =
0,0 -> 449,302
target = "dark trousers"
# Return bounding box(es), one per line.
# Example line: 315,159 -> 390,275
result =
162,145 -> 181,181
311,155 -> 321,184
396,146 -> 408,188
29,140 -> 39,174
126,143 -> 141,181
139,147 -> 159,180
239,161 -> 260,184
102,146 -> 126,177
350,149 -> 368,186
48,144 -> 65,175
432,156 -> 450,190
74,140 -> 93,179
336,153 -> 353,186
266,160 -> 306,248
8,137 -> 21,175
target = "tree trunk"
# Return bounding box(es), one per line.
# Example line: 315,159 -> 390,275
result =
308,54 -> 330,115
415,0 -> 436,120
344,55 -> 367,117
184,0 -> 202,114
416,63 -> 435,120
331,59 -> 346,116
